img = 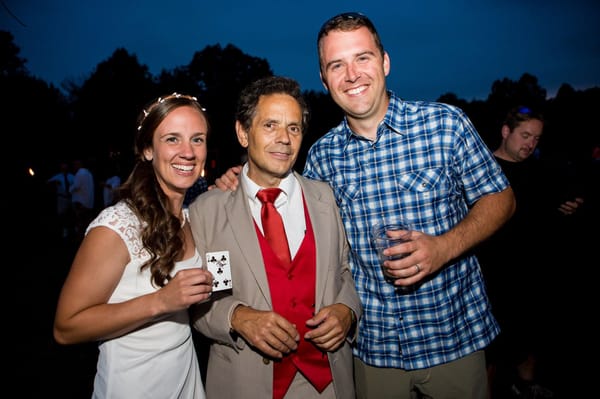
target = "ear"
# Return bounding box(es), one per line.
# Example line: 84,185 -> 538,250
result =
320,71 -> 329,92
235,121 -> 249,148
143,148 -> 153,161
501,125 -> 510,140
383,51 -> 391,77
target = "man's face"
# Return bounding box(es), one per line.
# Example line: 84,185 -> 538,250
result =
236,93 -> 303,188
319,26 -> 390,124
502,119 -> 544,162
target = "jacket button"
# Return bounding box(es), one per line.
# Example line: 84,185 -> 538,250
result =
262,357 -> 270,365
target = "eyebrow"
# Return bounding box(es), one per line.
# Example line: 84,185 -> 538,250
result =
324,50 -> 376,71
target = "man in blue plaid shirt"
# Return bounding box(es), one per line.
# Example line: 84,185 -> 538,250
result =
309,12 -> 515,398
215,11 -> 515,399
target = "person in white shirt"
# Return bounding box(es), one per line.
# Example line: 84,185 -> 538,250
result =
47,161 -> 75,238
70,158 -> 95,240
102,173 -> 121,208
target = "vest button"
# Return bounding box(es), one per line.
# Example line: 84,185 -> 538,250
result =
262,357 -> 270,365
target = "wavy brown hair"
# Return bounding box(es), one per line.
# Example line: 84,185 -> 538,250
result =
118,93 -> 209,287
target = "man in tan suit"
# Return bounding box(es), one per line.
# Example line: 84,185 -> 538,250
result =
189,76 -> 361,399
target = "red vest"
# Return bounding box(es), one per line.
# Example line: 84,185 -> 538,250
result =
255,194 -> 333,399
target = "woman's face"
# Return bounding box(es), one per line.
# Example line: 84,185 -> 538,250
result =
143,105 -> 208,200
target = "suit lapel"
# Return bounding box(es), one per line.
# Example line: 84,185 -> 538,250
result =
296,174 -> 331,309
225,184 -> 273,306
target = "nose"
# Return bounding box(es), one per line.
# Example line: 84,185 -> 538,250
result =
525,138 -> 538,149
275,128 -> 291,144
180,141 -> 195,158
345,63 -> 361,82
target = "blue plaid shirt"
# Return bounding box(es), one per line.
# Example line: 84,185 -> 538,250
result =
303,92 -> 506,369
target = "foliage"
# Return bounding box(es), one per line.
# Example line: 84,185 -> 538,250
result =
1,30 -> 599,188
0,30 -> 27,76
185,43 -> 274,178
67,48 -> 157,167
0,31 -> 71,187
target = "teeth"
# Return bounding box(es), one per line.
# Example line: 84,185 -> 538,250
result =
348,86 -> 365,95
173,164 -> 193,171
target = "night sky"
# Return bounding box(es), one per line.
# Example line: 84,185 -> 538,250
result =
2,0 -> 599,101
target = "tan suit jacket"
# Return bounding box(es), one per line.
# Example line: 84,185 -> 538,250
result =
189,171 -> 361,399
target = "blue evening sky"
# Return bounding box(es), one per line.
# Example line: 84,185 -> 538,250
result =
2,0 -> 599,101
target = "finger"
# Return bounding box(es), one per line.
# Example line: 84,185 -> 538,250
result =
305,311 -> 328,328
255,338 -> 285,359
178,269 -> 213,288
270,330 -> 299,353
193,292 -> 213,304
278,321 -> 300,346
254,329 -> 296,358
305,323 -> 331,342
277,319 -> 300,342
311,331 -> 344,351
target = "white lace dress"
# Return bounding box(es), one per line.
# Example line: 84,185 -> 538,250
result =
87,201 -> 206,399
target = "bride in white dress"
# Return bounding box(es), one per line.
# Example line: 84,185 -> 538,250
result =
53,93 -> 214,399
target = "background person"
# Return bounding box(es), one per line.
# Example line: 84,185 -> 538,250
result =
100,160 -> 122,208
46,160 -> 75,239
189,76 -> 361,399
478,105 -> 583,399
69,158 -> 96,240
53,93 -> 214,398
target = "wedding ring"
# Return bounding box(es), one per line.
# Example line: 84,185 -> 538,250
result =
414,264 -> 421,273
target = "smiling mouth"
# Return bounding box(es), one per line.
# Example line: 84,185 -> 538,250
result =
173,164 -> 194,171
270,151 -> 293,161
347,85 -> 367,96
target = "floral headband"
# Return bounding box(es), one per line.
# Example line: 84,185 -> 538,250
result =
137,92 -> 205,131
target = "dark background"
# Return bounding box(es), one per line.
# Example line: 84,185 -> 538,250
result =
4,29 -> 598,398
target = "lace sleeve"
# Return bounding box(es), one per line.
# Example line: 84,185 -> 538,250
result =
86,201 -> 149,259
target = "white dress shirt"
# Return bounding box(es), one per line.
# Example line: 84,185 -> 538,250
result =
240,163 -> 306,259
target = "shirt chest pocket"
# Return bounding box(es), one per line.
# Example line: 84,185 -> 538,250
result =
394,168 -> 460,228
397,168 -> 446,192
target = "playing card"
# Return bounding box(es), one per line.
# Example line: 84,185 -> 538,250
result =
206,251 -> 233,292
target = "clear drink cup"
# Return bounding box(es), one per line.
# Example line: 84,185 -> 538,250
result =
372,220 -> 412,282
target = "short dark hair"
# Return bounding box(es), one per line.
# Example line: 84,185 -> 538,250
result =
317,12 -> 384,69
503,105 -> 544,132
235,76 -> 310,133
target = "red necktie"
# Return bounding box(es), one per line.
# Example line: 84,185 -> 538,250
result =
256,188 -> 292,265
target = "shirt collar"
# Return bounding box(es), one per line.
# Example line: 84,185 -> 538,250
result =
240,162 -> 298,207
339,90 -> 405,151
381,91 -> 405,135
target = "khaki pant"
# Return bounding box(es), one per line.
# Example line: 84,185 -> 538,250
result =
354,350 -> 488,399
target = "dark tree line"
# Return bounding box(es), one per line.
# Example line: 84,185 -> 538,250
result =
2,30 -> 598,191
